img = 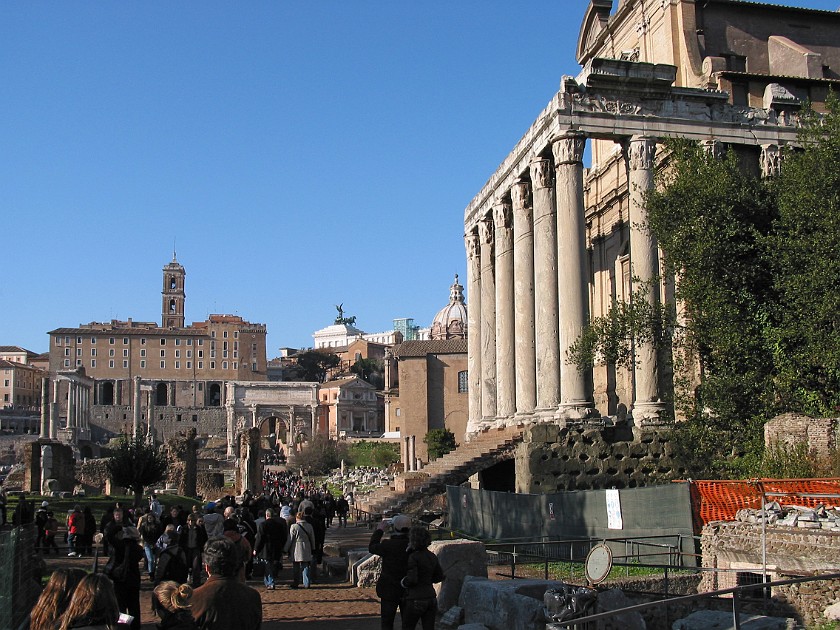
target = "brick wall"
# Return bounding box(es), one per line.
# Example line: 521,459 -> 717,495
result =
764,412 -> 840,456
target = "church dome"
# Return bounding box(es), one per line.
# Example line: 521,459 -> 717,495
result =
430,275 -> 468,340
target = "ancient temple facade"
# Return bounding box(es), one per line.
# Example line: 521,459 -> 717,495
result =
464,0 -> 840,435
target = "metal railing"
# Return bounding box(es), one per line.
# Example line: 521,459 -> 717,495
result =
0,525 -> 40,630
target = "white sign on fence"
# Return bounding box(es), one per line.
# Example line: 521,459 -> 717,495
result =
606,488 -> 623,530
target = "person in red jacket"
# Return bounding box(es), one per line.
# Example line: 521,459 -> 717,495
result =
66,504 -> 84,557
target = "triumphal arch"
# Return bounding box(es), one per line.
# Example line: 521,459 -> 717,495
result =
464,56 -> 805,435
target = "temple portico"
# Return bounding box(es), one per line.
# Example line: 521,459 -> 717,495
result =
464,58 -> 805,436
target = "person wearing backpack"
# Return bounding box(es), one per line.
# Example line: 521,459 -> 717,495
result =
155,531 -> 189,586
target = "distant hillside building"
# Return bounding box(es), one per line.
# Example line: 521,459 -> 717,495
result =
317,375 -> 382,438
0,346 -> 46,410
45,255 -> 268,443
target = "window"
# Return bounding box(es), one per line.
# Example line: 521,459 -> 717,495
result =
140,349 -> 146,357
223,361 -> 228,369
187,339 -> 192,346
186,350 -> 192,358
64,348 -> 70,356
175,350 -> 181,358
223,351 -> 228,358
211,331 -> 216,338
234,331 -> 238,339
458,370 -> 469,393
160,361 -> 165,369
123,337 -> 128,344
65,336 -> 70,344
160,339 -> 166,346
91,349 -> 96,357
109,337 -> 115,345
223,341 -> 228,351
55,337 -> 61,346
175,338 -> 181,346
395,408 -> 401,417
140,360 -> 146,368
123,349 -> 128,357
737,572 -> 771,600
91,360 -> 96,368
175,361 -> 180,369
77,336 -> 82,343
64,359 -> 70,367
91,337 -> 97,344
109,349 -> 115,357
141,338 -> 147,345
198,350 -> 203,358
233,362 -> 237,369
123,360 -> 128,368
108,360 -> 114,368
210,361 -> 215,369
223,331 -> 228,338
252,363 -> 257,371
186,361 -> 192,369
160,350 -> 165,358
198,339 -> 203,346
76,348 -> 82,356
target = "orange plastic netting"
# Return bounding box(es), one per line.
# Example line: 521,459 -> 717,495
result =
682,478 -> 840,531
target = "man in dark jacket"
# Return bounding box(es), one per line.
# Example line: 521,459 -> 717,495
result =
191,537 -> 262,630
253,508 -> 288,590
369,514 -> 412,630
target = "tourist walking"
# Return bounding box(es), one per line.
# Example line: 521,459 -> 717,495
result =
253,508 -> 288,590
400,527 -> 444,630
66,505 -> 84,557
139,510 -> 163,580
103,511 -> 143,630
369,514 -> 412,630
285,511 -> 315,589
190,537 -> 262,630
180,512 -> 208,587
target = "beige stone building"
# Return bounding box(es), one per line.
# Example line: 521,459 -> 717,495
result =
317,375 -> 382,439
384,276 -> 469,462
464,0 -> 840,435
44,255 -> 268,443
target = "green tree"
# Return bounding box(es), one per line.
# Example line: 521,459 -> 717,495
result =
295,435 -> 348,475
106,433 -> 169,507
346,441 -> 400,467
295,349 -> 340,383
424,428 -> 456,461
350,358 -> 384,388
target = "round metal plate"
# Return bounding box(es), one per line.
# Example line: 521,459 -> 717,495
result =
585,543 -> 613,585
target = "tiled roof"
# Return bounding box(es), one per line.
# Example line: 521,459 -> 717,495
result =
0,346 -> 36,354
48,326 -> 206,336
393,339 -> 467,358
322,376 -> 373,388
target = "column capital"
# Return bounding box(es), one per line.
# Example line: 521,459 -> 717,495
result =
465,229 -> 481,261
760,143 -> 783,178
492,198 -> 512,231
701,139 -> 726,159
626,135 -> 657,171
529,158 -> 554,189
511,181 -> 531,212
478,214 -> 495,246
551,130 -> 586,165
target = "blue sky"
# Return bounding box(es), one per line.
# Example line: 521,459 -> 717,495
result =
1,1 -> 836,356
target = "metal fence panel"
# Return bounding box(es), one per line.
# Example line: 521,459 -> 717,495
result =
0,526 -> 40,630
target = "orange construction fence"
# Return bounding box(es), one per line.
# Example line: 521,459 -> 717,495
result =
679,478 -> 840,532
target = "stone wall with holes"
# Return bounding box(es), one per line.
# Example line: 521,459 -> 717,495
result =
89,406 -> 226,443
700,520 -> 840,626
514,422 -> 686,493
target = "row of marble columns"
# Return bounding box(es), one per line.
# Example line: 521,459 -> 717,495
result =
402,435 -> 420,472
466,132 -> 666,432
40,376 -> 93,442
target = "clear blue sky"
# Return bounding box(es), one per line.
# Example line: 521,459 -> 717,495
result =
1,1 -> 836,356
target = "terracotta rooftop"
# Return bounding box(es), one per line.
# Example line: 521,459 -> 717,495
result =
393,339 -> 467,358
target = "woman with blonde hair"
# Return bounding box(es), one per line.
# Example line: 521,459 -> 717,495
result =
30,568 -> 87,630
152,581 -> 198,630
58,573 -> 121,630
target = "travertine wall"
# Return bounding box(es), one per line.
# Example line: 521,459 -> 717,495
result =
90,406 -> 226,441
24,441 -> 75,493
701,521 -> 840,626
515,423 -> 686,493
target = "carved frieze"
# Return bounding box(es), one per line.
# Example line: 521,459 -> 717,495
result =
760,144 -> 783,178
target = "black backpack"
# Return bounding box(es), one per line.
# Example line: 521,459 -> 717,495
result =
157,546 -> 189,584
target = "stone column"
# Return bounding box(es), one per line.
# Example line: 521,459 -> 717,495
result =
530,157 -> 561,413
40,377 -> 49,438
478,215 -> 497,422
402,436 -> 410,471
147,389 -> 155,441
760,143 -> 783,178
511,181 -> 536,416
133,376 -> 141,436
554,131 -> 596,419
626,136 -> 666,423
50,379 -> 59,440
311,405 -> 317,438
493,197 -> 516,420
465,229 -> 483,435
408,435 -> 417,470
67,381 -> 76,429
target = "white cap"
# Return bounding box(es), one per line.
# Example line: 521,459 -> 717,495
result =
392,514 -> 411,532
41,501 -> 49,508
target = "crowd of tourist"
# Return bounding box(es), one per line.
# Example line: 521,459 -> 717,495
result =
20,468 -> 360,629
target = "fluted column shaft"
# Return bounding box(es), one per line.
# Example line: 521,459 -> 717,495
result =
553,131 -> 594,413
465,230 -> 482,434
627,136 -> 664,419
493,198 -> 516,419
511,181 -> 537,415
133,376 -> 142,436
478,216 -> 497,421
530,158 -> 561,411
67,382 -> 76,429
50,380 -> 59,440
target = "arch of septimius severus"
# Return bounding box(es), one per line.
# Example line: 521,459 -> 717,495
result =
464,0 -> 839,436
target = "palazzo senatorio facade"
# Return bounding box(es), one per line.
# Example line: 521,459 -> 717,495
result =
464,0 -> 840,436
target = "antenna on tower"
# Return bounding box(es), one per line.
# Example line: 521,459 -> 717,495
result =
172,237 -> 177,262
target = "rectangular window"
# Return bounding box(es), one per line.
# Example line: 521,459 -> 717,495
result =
77,336 -> 82,343
140,360 -> 146,368
108,360 -> 114,368
223,341 -> 228,351
223,331 -> 228,338
252,363 -> 257,371
91,349 -> 96,357
175,350 -> 181,358
223,351 -> 228,358
187,339 -> 193,346
186,361 -> 192,369
198,339 -> 203,346
141,338 -> 147,345
65,336 -> 70,344
211,331 -> 216,338
233,351 -> 237,358
160,339 -> 166,346
76,348 -> 82,356
186,350 -> 192,358
91,337 -> 97,344
160,350 -> 165,358
123,337 -> 128,344
458,370 -> 469,393
64,359 -> 70,367
198,350 -> 203,358
198,361 -> 203,369
175,338 -> 181,346
123,360 -> 128,368
109,349 -> 115,357
175,361 -> 180,369
55,337 -> 61,345
160,361 -> 165,369
223,361 -> 228,369
64,348 -> 70,356
109,337 -> 114,344
123,349 -> 129,357
233,362 -> 237,369
210,361 -> 215,369
76,359 -> 82,366
234,332 -> 239,339
91,360 -> 96,368
140,349 -> 146,357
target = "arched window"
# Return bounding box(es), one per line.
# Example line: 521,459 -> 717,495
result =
169,275 -> 177,290
169,298 -> 176,313
208,383 -> 221,407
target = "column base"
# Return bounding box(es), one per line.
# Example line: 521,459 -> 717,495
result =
631,401 -> 671,427
555,403 -> 602,428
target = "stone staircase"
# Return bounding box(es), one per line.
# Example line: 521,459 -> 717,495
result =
356,425 -> 525,517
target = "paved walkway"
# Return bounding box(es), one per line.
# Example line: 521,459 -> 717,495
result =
46,520 -> 388,629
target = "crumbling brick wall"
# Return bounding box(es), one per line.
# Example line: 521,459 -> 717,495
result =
764,412 -> 840,457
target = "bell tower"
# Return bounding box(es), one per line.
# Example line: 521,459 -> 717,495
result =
162,253 -> 186,328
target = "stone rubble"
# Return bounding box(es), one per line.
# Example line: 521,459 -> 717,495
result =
734,502 -> 840,531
